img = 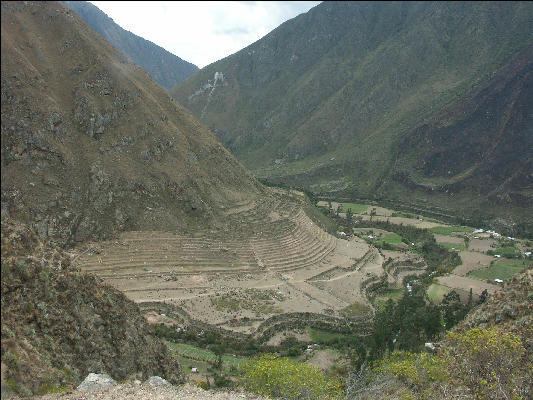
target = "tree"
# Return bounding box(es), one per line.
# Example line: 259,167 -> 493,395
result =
346,208 -> 353,221
477,289 -> 488,304
441,290 -> 466,329
370,299 -> 397,359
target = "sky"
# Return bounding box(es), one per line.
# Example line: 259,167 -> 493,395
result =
90,1 -> 321,68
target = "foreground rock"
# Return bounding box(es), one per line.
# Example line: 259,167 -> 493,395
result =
31,382 -> 270,400
77,374 -> 116,391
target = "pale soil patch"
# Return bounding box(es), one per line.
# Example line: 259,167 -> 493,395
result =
306,349 -> 341,372
365,206 -> 393,217
317,200 -> 341,210
221,200 -> 257,216
266,330 -> 312,346
353,228 -> 391,236
437,274 -> 500,295
144,311 -> 176,326
434,234 -> 464,244
381,250 -> 423,264
453,251 -> 495,276
468,238 -> 496,253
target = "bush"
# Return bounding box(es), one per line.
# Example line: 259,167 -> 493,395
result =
241,354 -> 343,399
375,351 -> 447,395
196,381 -> 209,390
443,327 -> 530,400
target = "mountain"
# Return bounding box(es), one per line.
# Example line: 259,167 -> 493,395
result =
171,1 -> 533,233
61,1 -> 198,89
1,218 -> 183,397
1,0 -> 263,247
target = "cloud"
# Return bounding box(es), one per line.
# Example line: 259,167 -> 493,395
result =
90,1 -> 321,68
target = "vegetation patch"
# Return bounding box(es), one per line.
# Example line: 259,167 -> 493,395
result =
338,202 -> 370,215
210,289 -> 284,316
381,233 -> 403,244
427,283 -> 453,303
428,226 -> 473,236
340,302 -> 372,317
468,261 -> 527,282
487,245 -> 522,258
241,354 -> 343,399
438,242 -> 466,251
308,329 -> 349,346
166,341 -> 246,369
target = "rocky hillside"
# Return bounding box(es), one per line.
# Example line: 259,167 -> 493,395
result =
1,1 -> 263,247
171,1 -> 533,232
61,1 -> 198,90
0,218 -> 184,397
458,265 -> 532,354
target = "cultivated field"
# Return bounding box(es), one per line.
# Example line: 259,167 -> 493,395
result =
76,192 -> 423,334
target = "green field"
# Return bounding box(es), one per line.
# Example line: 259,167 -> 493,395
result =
338,202 -> 370,214
375,289 -> 404,309
308,328 -> 349,345
427,283 -> 452,302
487,246 -> 521,259
429,226 -> 473,236
438,242 -> 466,251
340,301 -> 372,317
381,233 -> 403,244
165,341 -> 246,368
468,262 -> 527,282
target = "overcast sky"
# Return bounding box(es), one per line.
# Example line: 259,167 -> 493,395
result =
90,1 -> 321,68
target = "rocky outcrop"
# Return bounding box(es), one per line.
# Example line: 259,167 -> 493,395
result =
0,219 -> 184,397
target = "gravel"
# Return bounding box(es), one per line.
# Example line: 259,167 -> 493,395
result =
28,382 -> 270,400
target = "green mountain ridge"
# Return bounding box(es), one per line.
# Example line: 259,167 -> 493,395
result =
171,1 -> 533,232
61,1 -> 199,90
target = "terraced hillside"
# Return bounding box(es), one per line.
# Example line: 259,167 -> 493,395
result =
75,193 -> 423,334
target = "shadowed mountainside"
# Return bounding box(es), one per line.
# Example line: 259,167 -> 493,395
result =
171,1 -> 533,233
1,1 -> 263,247
61,1 -> 198,89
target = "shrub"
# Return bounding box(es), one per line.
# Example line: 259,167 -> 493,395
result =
375,351 -> 447,396
241,354 -> 343,399
196,381 -> 209,390
443,327 -> 530,400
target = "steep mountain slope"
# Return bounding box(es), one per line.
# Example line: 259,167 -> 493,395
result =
61,1 -> 198,89
171,1 -> 533,231
1,218 -> 184,397
1,1 -> 263,247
